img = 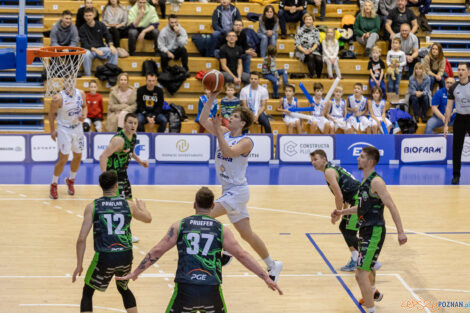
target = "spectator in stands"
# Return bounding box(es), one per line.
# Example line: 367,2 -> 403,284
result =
386,37 -> 406,95
83,80 -> 103,132
278,0 -> 307,39
358,0 -> 379,11
394,23 -> 419,79
128,0 -> 166,18
136,73 -> 166,132
385,0 -> 418,39
50,10 -> 79,47
127,0 -> 160,56
102,0 -> 128,50
425,77 -> 455,134
407,0 -> 431,32
311,0 -> 326,22
308,83 -> 332,134
106,73 -> 137,132
240,72 -> 271,133
220,83 -> 241,127
322,27 -> 341,80
368,46 -> 386,96
354,0 -> 380,57
423,43 -> 446,91
408,62 -> 431,123
378,0 -> 396,38
76,0 -> 100,30
219,31 -> 250,85
277,84 -> 302,134
79,8 -> 117,77
262,45 -> 289,99
368,87 -> 392,134
158,14 -> 188,72
209,0 -> 241,57
196,89 -> 218,133
295,13 -> 322,78
258,5 -> 279,58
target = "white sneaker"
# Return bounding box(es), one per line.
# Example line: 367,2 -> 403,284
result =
373,261 -> 382,271
132,235 -> 139,243
268,260 -> 283,283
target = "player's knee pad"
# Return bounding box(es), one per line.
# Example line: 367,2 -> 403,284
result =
80,284 -> 95,312
117,283 -> 136,309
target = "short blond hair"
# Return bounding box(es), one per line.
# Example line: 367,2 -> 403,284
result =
372,46 -> 381,54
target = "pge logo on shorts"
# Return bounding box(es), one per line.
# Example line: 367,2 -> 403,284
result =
348,142 -> 384,157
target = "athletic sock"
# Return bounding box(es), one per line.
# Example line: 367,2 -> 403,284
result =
70,172 -> 77,180
351,250 -> 359,262
367,307 -> 376,313
52,176 -> 59,184
264,256 -> 275,268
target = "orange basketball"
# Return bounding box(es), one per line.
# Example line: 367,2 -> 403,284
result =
202,70 -> 225,92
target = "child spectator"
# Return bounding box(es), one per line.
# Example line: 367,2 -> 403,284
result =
258,5 -> 279,58
84,79 -> 103,132
277,84 -> 302,134
322,27 -> 341,79
308,83 -> 332,134
368,86 -> 392,134
220,83 -> 241,127
368,46 -> 386,96
386,37 -> 406,95
262,45 -> 289,99
195,88 -> 218,133
346,83 -> 371,133
326,86 -> 349,133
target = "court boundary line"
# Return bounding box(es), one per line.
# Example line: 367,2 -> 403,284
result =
19,303 -> 126,312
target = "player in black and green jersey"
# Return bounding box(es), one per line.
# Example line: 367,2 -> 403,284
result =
72,171 -> 152,313
116,187 -> 283,313
332,146 -> 407,313
310,149 -> 361,272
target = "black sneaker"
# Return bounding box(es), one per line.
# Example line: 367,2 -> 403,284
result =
451,176 -> 460,185
221,251 -> 233,267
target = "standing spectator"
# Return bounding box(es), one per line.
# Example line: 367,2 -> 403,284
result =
83,79 -> 103,132
79,8 -> 117,77
394,23 -> 419,79
102,0 -> 128,50
219,31 -> 250,85
277,84 -> 302,134
444,63 -> 470,185
209,0 -> 241,57
425,77 -> 455,134
136,73 -> 166,132
258,5 -> 279,58
196,89 -> 218,133
386,37 -> 406,95
354,0 -> 380,57
408,62 -> 431,123
385,0 -> 418,39
278,0 -> 307,39
127,0 -> 160,56
368,46 -> 386,96
50,10 -> 79,47
220,83 -> 241,127
322,27 -> 341,79
76,0 -> 100,30
423,43 -> 446,91
295,13 -> 322,78
158,14 -> 188,72
262,45 -> 289,99
106,73 -> 137,132
240,72 -> 271,133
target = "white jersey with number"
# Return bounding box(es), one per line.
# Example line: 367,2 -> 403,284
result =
330,98 -> 346,118
215,132 -> 253,189
348,95 -> 368,115
312,97 -> 326,117
370,99 -> 386,118
57,89 -> 84,127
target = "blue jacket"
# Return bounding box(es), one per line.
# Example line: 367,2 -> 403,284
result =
432,86 -> 455,121
409,75 -> 431,96
196,95 -> 218,122
212,4 -> 241,32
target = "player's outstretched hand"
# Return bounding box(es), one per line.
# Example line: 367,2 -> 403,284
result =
398,233 -> 407,245
51,130 -> 57,142
141,160 -> 149,168
72,266 -> 83,283
263,277 -> 283,295
135,198 -> 146,210
116,272 -> 139,281
330,210 -> 341,224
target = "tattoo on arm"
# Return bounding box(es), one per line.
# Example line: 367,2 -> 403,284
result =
138,253 -> 159,270
166,226 -> 174,242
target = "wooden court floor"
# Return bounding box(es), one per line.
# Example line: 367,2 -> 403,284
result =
1,184 -> 469,313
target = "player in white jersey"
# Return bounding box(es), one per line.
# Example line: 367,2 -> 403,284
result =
199,91 -> 283,283
277,84 -> 302,134
368,87 -> 392,134
308,83 -> 332,134
326,86 -> 349,133
49,80 -> 87,199
346,83 -> 371,134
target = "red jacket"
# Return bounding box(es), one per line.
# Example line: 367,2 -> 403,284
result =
86,93 -> 103,119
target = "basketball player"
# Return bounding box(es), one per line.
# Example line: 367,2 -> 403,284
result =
49,78 -> 87,199
116,187 -> 282,313
198,91 -> 283,283
72,170 -> 152,313
332,146 -> 407,313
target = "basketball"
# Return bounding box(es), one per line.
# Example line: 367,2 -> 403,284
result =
202,70 -> 224,92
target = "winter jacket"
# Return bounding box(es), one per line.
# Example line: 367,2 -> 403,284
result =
106,86 -> 137,132
211,4 -> 241,32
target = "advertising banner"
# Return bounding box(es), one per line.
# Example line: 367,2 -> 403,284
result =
399,136 -> 447,163
0,135 -> 26,162
155,134 -> 211,162
31,134 -> 88,162
278,135 -> 334,163
245,135 -> 272,163
335,135 -> 395,164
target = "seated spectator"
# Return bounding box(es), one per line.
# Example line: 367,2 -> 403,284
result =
84,79 -> 103,132
407,0 -> 431,32
423,43 -> 446,91
106,73 -> 137,132
386,37 -> 406,95
278,0 -> 307,39
425,77 -> 456,134
326,86 -> 349,133
136,73 -> 167,132
209,0 -> 241,57
311,0 -> 326,21
368,87 -> 392,134
394,23 -> 419,79
378,0 -> 396,38
277,84 -> 302,134
308,83 -> 332,134
50,10 -> 79,47
258,5 -> 279,58
158,14 -> 188,72
76,0 -> 100,30
295,13 -> 322,78
358,0 -> 379,11
220,83 -> 241,127
385,0 -> 418,39
408,62 -> 431,123
322,27 -> 341,79
127,0 -> 160,56
219,31 -> 250,85
79,8 -> 117,77
354,0 -> 380,57
346,83 -> 371,134
102,0 -> 128,50
148,0 -> 166,19
196,89 -> 218,133
262,45 -> 288,99
368,46 -> 386,96
240,72 -> 271,133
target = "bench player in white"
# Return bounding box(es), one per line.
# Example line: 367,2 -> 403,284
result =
346,83 -> 371,134
368,87 -> 392,134
308,82 -> 333,134
326,86 -> 350,133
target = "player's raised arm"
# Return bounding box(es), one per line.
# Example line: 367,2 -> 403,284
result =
99,136 -> 125,172
72,202 -> 94,282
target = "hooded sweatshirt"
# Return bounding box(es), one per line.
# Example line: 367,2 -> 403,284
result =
50,21 -> 79,46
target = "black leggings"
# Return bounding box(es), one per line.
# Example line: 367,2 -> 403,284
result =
339,218 -> 359,250
304,54 -> 323,78
80,283 -> 136,312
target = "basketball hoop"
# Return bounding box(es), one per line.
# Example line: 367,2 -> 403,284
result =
27,46 -> 86,97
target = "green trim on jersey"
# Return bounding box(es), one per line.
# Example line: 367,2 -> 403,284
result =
357,226 -> 383,272
165,283 -> 179,313
219,285 -> 227,312
84,252 -> 101,291
106,129 -> 137,173
345,213 -> 359,231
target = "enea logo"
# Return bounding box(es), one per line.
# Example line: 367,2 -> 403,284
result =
134,144 -> 145,156
284,140 -> 297,156
348,142 -> 384,157
176,139 -> 189,152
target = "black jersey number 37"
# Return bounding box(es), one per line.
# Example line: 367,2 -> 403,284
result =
186,233 -> 214,256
